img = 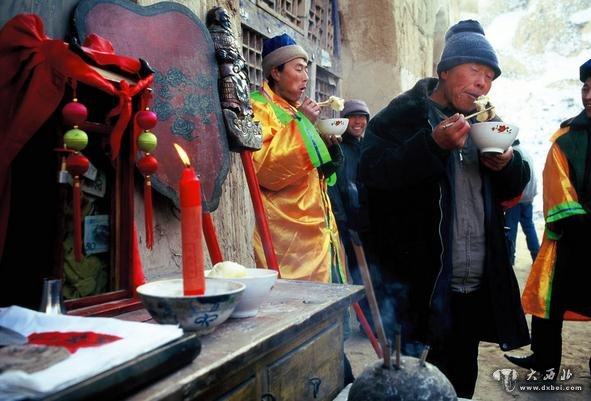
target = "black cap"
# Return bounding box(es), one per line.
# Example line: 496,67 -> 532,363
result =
580,58 -> 591,82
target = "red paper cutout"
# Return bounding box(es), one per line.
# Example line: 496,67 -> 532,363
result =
28,331 -> 123,353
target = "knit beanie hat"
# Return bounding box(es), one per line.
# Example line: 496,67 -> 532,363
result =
262,33 -> 308,78
437,20 -> 501,79
580,59 -> 591,82
341,99 -> 370,118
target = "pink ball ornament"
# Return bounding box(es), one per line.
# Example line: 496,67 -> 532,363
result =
136,110 -> 157,130
63,128 -> 89,151
62,101 -> 88,126
137,131 -> 158,153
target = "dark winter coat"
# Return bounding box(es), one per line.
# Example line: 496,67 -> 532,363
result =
358,78 -> 531,351
328,132 -> 363,234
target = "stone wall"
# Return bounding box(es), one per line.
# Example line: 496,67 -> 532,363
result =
339,0 -> 460,115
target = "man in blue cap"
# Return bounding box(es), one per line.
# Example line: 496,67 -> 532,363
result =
507,58 -> 591,378
358,20 -> 530,397
250,33 -> 345,284
250,32 -> 353,384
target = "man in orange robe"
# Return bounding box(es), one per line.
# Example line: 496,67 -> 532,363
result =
250,34 -> 345,284
507,58 -> 591,376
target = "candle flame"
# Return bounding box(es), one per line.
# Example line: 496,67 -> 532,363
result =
174,143 -> 191,167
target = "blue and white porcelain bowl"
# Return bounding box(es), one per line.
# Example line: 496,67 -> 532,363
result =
137,278 -> 245,335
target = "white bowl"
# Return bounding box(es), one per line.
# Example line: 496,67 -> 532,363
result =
137,278 -> 245,335
470,121 -> 519,154
315,118 -> 349,136
206,268 -> 278,318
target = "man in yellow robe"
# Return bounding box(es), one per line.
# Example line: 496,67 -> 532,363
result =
506,58 -> 591,376
250,33 -> 345,284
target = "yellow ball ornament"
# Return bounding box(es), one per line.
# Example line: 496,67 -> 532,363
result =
138,131 -> 157,153
63,128 -> 88,151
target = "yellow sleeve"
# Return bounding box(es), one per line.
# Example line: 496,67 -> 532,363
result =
251,100 -> 314,191
542,142 -> 579,218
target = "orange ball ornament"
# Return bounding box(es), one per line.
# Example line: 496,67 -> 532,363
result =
137,154 -> 158,176
66,153 -> 90,176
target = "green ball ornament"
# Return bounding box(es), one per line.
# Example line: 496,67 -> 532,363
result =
63,128 -> 88,151
138,131 -> 157,153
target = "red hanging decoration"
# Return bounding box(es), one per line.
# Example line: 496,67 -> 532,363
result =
135,89 -> 158,249
62,80 -> 90,262
65,153 -> 90,262
137,154 -> 158,249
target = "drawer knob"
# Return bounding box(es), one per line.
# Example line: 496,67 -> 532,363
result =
309,377 -> 322,398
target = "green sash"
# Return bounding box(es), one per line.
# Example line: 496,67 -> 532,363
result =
251,91 -> 336,185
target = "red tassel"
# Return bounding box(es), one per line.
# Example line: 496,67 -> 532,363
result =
144,176 -> 154,250
72,177 -> 83,262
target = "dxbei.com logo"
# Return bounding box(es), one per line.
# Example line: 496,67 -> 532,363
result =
493,367 -> 584,394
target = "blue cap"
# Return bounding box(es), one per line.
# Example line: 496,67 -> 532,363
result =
262,33 -> 308,78
437,20 -> 501,79
263,33 -> 296,57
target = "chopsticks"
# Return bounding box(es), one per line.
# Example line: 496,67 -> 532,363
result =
442,106 -> 495,129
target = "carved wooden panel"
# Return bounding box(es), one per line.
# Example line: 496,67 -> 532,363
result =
75,0 -> 231,213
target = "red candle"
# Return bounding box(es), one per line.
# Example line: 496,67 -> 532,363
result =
174,144 -> 205,295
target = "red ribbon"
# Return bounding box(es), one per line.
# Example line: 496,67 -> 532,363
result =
106,76 -> 154,159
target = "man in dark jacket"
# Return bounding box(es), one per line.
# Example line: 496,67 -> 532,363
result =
358,20 -> 530,398
327,100 -> 376,331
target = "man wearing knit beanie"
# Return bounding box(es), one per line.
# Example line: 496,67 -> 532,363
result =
437,19 -> 501,79
358,20 -> 530,398
249,33 -> 346,285
328,98 -> 376,335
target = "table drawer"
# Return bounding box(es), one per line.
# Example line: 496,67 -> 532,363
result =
265,322 -> 343,401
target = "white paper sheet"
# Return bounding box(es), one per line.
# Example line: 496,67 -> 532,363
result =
0,306 -> 183,400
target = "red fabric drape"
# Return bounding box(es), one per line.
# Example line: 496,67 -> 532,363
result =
0,14 -> 152,286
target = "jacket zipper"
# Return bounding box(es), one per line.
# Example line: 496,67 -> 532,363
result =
429,184 -> 445,306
